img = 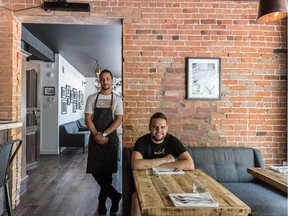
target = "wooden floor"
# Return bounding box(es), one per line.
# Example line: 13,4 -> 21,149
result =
12,148 -> 122,216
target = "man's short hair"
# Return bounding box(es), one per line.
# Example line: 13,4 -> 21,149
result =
100,69 -> 113,79
150,112 -> 167,125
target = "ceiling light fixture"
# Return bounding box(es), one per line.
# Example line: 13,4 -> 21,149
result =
257,0 -> 288,23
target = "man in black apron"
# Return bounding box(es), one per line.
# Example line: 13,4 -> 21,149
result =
85,69 -> 123,216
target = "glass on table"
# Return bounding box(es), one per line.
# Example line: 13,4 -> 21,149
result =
145,164 -> 158,178
283,161 -> 288,175
193,175 -> 207,193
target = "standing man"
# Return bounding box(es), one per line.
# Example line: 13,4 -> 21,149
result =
85,69 -> 123,216
130,112 -> 194,215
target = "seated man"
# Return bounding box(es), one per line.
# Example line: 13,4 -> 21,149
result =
130,112 -> 195,215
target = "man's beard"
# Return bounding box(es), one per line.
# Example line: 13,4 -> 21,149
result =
101,84 -> 111,90
151,134 -> 166,143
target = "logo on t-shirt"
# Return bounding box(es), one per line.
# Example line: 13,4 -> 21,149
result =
154,148 -> 165,155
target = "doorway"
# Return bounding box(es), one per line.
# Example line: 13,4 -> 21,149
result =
25,61 -> 41,171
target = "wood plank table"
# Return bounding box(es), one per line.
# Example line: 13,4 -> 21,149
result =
133,169 -> 251,216
247,167 -> 288,193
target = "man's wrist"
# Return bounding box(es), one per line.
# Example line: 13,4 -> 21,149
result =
102,132 -> 107,137
92,131 -> 98,136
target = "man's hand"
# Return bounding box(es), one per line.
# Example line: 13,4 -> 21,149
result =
94,133 -> 109,145
163,154 -> 175,164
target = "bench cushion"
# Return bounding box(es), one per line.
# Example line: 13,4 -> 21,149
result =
222,182 -> 288,216
62,121 -> 79,133
187,147 -> 264,183
76,118 -> 89,131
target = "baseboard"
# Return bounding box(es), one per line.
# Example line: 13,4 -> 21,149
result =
40,150 -> 59,155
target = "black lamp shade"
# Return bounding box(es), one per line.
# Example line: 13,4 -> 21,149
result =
257,0 -> 288,23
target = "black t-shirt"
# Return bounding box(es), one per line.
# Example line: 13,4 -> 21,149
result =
133,133 -> 187,159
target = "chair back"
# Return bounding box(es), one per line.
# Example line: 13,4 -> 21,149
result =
0,142 -> 13,187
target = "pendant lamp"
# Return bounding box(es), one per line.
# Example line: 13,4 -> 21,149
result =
94,59 -> 101,87
257,0 -> 288,23
95,59 -> 101,76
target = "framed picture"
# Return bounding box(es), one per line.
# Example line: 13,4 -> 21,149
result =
81,93 -> 84,105
72,88 -> 77,101
73,102 -> 77,113
76,91 -> 80,102
186,57 -> 221,100
43,86 -> 55,96
79,90 -> 82,102
67,97 -> 71,106
61,100 -> 67,114
61,86 -> 66,98
66,85 -> 71,97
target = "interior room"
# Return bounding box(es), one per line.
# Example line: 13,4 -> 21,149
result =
0,0 -> 287,215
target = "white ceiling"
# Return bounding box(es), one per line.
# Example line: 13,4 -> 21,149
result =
22,23 -> 122,78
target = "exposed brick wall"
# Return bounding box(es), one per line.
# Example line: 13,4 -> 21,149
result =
122,1 -> 287,167
0,1 -> 287,206
0,10 -> 23,208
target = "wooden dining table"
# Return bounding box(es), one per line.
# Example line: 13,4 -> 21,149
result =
247,167 -> 288,193
133,169 -> 251,216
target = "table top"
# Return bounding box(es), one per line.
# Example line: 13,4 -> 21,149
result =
247,167 -> 288,193
133,169 -> 251,216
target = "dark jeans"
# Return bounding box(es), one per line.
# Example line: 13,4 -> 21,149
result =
92,173 -> 118,201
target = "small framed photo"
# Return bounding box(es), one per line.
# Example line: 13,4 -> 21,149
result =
73,102 -> 77,113
61,86 -> 66,99
44,86 -> 55,96
72,88 -> 77,101
61,100 -> 67,114
67,97 -> 71,106
66,85 -> 71,97
186,57 -> 221,100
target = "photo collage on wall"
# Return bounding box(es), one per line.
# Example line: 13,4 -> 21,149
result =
61,85 -> 84,114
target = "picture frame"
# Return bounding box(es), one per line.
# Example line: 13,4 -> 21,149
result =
61,100 -> 67,114
67,97 -> 71,106
66,85 -> 71,97
61,86 -> 66,99
72,88 -> 77,101
73,102 -> 77,113
81,93 -> 84,105
43,86 -> 55,96
186,57 -> 221,100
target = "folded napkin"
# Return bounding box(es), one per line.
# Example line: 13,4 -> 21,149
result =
270,166 -> 288,173
154,167 -> 185,175
169,192 -> 219,207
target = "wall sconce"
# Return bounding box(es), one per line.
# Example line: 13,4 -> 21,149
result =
257,0 -> 288,23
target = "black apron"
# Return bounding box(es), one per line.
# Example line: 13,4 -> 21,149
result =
86,93 -> 119,174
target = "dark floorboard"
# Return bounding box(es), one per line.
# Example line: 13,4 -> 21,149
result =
12,148 -> 122,216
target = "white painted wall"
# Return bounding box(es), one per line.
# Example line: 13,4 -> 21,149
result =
33,56 -> 122,155
34,59 -> 59,155
85,77 -> 98,102
58,55 -> 86,125
33,54 -> 89,154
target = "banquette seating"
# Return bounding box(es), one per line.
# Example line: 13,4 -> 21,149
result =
59,120 -> 90,154
122,146 -> 288,216
76,118 -> 89,131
